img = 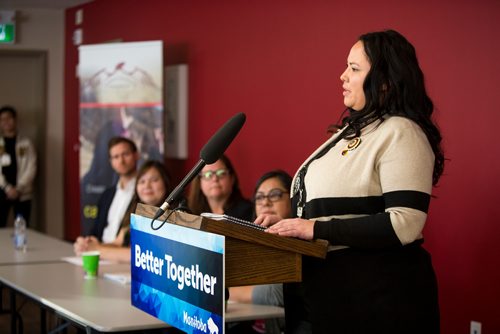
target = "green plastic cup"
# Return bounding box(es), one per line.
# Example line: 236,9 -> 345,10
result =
82,251 -> 100,279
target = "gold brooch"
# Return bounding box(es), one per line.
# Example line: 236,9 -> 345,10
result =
18,147 -> 27,157
342,138 -> 362,156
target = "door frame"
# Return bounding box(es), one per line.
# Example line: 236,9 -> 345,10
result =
0,49 -> 47,231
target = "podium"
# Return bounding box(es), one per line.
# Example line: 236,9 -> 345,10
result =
136,203 -> 328,287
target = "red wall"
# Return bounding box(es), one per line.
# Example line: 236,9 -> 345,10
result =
64,1 -> 500,333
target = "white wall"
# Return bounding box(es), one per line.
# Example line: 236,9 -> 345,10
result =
0,8 -> 65,238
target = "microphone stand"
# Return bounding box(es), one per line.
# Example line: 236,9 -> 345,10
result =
151,160 -> 206,222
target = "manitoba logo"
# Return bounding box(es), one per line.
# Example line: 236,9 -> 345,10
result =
207,317 -> 219,334
183,312 -> 219,333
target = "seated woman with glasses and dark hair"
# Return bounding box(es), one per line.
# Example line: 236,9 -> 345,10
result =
187,154 -> 253,221
228,170 -> 292,334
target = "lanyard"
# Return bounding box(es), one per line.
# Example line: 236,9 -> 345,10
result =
293,126 -> 351,218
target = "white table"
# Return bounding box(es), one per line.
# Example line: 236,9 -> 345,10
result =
0,228 -> 74,265
0,228 -> 76,332
226,301 -> 285,322
0,262 -> 284,333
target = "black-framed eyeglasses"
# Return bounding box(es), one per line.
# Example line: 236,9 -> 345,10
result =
199,168 -> 229,180
254,188 -> 289,205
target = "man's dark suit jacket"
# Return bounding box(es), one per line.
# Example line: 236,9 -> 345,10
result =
89,186 -> 117,241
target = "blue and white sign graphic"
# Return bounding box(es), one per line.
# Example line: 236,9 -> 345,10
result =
130,214 -> 225,334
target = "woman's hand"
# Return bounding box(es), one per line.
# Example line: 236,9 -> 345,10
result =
73,236 -> 100,255
254,214 -> 282,228
265,218 -> 315,240
73,236 -> 88,255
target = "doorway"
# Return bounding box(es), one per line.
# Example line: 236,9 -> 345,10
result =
0,49 -> 46,230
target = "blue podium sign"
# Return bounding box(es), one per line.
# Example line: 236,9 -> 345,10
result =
130,214 -> 225,334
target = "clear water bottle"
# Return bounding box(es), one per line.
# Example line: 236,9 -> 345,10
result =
13,214 -> 27,251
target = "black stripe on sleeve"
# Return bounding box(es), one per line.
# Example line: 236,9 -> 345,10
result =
383,190 -> 430,213
314,213 -> 401,249
306,196 -> 385,218
304,190 -> 430,219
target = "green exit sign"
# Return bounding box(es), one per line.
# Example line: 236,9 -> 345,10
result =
0,23 -> 15,43
0,10 -> 16,44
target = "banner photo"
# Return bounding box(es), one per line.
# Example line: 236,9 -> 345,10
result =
130,214 -> 225,334
78,41 -> 163,234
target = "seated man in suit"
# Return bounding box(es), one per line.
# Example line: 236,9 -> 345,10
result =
87,136 -> 139,242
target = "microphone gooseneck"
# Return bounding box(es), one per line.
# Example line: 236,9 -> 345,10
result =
152,112 -> 247,222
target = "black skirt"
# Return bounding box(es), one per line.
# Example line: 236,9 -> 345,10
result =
284,242 -> 440,334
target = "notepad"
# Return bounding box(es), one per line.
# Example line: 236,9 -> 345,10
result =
201,213 -> 267,231
103,272 -> 131,285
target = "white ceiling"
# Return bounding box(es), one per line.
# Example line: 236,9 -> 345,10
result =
0,0 -> 92,10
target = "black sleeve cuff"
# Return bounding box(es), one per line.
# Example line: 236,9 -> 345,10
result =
314,213 -> 402,249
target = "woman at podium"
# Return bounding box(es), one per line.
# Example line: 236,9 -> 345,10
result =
256,30 -> 444,334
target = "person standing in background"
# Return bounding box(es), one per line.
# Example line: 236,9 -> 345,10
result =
0,106 -> 37,227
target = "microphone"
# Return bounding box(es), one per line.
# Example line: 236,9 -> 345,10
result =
152,112 -> 246,222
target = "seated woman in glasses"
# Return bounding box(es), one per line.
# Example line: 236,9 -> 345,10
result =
74,160 -> 171,262
187,154 -> 253,221
228,170 -> 292,333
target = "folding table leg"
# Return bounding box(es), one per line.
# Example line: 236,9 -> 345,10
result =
41,308 -> 46,333
10,288 -> 16,334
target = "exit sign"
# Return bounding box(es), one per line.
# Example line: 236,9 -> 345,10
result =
0,24 -> 15,43
0,11 -> 15,44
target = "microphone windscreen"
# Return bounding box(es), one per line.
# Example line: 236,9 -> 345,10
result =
200,113 -> 246,164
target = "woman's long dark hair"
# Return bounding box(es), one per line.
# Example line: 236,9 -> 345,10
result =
336,29 -> 444,185
187,154 -> 245,215
253,170 -> 293,198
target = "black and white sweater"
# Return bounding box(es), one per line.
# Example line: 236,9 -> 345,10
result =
292,116 -> 435,250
